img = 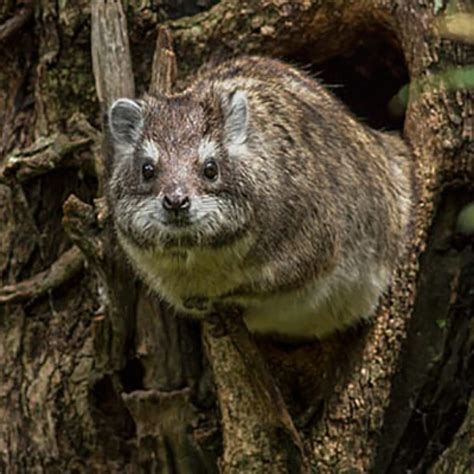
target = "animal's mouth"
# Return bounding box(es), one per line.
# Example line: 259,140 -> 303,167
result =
153,216 -> 204,247
160,216 -> 194,228
147,209 -> 197,230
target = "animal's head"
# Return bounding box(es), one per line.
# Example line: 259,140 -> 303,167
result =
107,89 -> 255,251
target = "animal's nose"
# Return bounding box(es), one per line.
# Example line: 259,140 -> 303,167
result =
162,193 -> 190,212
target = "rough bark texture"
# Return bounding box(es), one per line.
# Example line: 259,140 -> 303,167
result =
0,0 -> 472,473
203,312 -> 308,473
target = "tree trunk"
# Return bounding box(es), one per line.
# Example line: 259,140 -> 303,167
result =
0,0 -> 472,472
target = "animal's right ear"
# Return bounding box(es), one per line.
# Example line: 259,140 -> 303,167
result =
108,98 -> 144,147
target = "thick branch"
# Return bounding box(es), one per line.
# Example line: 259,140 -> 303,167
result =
0,246 -> 84,305
203,310 -> 309,473
168,0 -> 394,77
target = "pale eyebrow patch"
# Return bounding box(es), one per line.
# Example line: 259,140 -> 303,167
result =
198,136 -> 217,163
141,139 -> 159,163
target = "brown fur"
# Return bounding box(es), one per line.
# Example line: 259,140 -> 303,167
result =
107,56 -> 414,338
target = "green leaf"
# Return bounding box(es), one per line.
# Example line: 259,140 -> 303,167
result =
436,319 -> 448,329
434,0 -> 444,15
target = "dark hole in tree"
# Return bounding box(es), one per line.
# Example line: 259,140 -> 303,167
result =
155,0 -> 219,20
120,357 -> 145,393
292,31 -> 409,131
91,376 -> 137,448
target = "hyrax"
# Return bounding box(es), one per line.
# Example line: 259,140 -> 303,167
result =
108,56 -> 413,339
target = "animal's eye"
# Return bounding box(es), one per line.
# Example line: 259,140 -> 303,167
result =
142,162 -> 155,180
203,159 -> 219,181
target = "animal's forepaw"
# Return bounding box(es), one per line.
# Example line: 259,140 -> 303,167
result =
205,303 -> 244,338
211,301 -> 243,319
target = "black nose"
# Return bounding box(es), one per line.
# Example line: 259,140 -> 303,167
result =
162,194 -> 190,212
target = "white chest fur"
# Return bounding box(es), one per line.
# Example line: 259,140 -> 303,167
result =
119,233 -> 254,307
120,232 -> 390,339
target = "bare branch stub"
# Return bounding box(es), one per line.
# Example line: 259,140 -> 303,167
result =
91,0 -> 138,184
62,194 -> 104,269
150,26 -> 178,95
91,0 -> 135,109
122,388 -> 205,472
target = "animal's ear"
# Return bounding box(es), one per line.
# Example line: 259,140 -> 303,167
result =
108,98 -> 144,147
222,90 -> 248,145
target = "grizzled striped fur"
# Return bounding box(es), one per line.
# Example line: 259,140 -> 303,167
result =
107,56 -> 413,339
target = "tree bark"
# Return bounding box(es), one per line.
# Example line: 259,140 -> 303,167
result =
0,0 -> 472,472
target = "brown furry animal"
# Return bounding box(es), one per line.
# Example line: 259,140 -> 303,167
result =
107,56 -> 413,338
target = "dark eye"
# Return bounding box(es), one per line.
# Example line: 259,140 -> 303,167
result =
142,162 -> 155,180
203,159 -> 219,181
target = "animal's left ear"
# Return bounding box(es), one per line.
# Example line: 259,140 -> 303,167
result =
222,90 -> 248,145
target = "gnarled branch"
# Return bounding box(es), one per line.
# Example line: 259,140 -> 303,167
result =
0,114 -> 99,184
0,246 -> 84,305
0,0 -> 33,44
